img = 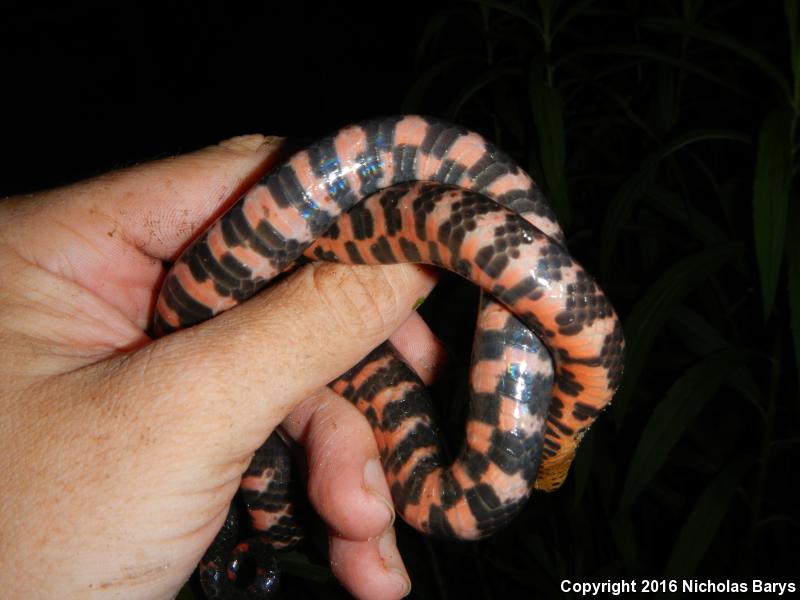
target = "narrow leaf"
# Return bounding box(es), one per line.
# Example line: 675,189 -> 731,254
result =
447,66 -> 522,118
530,64 -> 570,226
610,513 -> 637,572
645,186 -> 728,245
278,551 -> 334,583
618,348 -> 744,510
600,164 -> 655,276
658,129 -> 750,158
668,306 -> 729,353
552,0 -> 597,37
664,459 -> 752,577
561,44 -> 751,99
753,109 -> 793,320
787,198 -> 800,390
520,533 -> 558,579
402,55 -> 482,113
601,131 -> 747,274
786,0 -> 800,107
538,0 -> 557,25
413,10 -> 461,66
669,307 -> 765,418
788,1 -> 799,69
640,18 -> 792,102
467,0 -> 544,38
613,244 -> 741,425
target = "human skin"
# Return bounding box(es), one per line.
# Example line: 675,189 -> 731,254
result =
0,135 -> 447,599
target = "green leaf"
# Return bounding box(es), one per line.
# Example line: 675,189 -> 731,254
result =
788,0 -> 799,69
787,198 -> 800,390
640,18 -> 792,102
587,81 -> 659,141
561,43 -> 751,99
786,0 -> 800,108
529,64 -> 570,226
447,66 -> 523,118
466,0 -> 544,38
278,551 -> 334,583
402,55 -> 483,113
538,0 -> 557,27
551,0 -> 597,37
644,186 -> 728,245
657,62 -> 678,132
663,458 -> 752,577
753,109 -> 794,320
522,535 -> 558,580
413,9 -> 463,66
599,160 -> 655,277
613,244 -> 742,425
490,82 -> 527,146
668,306 -> 729,353
610,512 -> 637,572
601,131 -> 749,275
618,348 -> 745,510
668,307 -> 765,418
657,129 -> 751,158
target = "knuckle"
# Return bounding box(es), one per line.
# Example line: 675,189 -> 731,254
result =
308,263 -> 402,340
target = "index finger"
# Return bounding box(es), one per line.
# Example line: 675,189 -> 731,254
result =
2,136 -> 283,329
66,134 -> 284,261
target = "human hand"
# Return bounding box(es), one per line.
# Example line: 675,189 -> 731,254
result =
0,135 -> 446,599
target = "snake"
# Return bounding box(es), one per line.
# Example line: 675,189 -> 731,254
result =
152,115 -> 625,598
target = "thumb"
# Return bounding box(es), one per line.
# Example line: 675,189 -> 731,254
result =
3,250 -> 435,600
86,259 -> 437,462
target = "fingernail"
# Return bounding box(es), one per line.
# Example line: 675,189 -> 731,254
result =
418,337 -> 449,384
430,339 -> 451,381
217,134 -> 282,154
364,458 -> 395,528
258,135 -> 283,151
378,528 -> 411,597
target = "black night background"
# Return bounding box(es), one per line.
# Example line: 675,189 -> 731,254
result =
1,1 -> 798,598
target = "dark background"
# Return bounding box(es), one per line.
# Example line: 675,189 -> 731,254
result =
2,1 -> 798,598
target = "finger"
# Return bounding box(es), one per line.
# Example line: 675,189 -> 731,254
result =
388,311 -> 448,385
11,134 -> 283,261
329,527 -> 410,600
108,135 -> 285,260
282,388 -> 394,541
2,135 -> 284,330
84,262 -> 438,466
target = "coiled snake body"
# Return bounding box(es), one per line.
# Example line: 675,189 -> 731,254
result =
153,116 -> 624,598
